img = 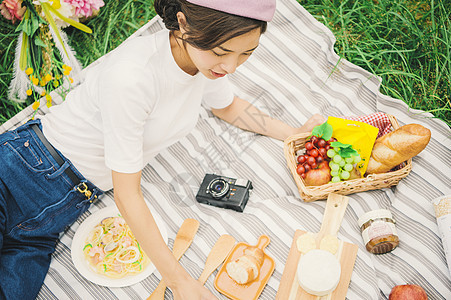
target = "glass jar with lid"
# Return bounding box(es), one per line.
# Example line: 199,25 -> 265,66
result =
358,209 -> 399,254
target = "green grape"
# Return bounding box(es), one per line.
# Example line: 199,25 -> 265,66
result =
344,164 -> 353,172
327,149 -> 336,158
331,176 -> 341,183
333,155 -> 342,163
329,162 -> 339,171
330,170 -> 339,177
345,157 -> 354,164
339,160 -> 346,167
353,155 -> 361,163
340,171 -> 350,180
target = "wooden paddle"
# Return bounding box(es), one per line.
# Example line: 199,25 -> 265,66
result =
276,193 -> 358,299
214,235 -> 276,300
198,234 -> 236,285
147,218 -> 200,300
315,193 -> 350,247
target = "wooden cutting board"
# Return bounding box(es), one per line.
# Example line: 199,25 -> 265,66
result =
214,235 -> 275,300
276,193 -> 358,299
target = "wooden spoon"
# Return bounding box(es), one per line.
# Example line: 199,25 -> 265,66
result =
198,234 -> 236,285
147,218 -> 200,300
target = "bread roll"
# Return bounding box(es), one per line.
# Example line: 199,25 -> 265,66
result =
244,247 -> 264,266
366,124 -> 431,174
226,246 -> 264,284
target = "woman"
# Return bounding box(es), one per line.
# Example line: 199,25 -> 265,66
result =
0,0 -> 324,299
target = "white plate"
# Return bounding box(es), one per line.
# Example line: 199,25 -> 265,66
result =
71,205 -> 167,287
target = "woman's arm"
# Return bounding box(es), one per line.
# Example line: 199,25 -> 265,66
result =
112,171 -> 217,300
211,96 -> 325,141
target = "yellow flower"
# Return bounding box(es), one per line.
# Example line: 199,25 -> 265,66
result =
32,76 -> 39,85
46,94 -> 52,107
51,0 -> 61,9
32,101 -> 40,110
53,81 -> 59,88
44,74 -> 52,82
25,68 -> 33,75
26,89 -> 32,96
55,74 -> 62,80
40,79 -> 46,86
69,77 -> 74,83
62,64 -> 72,75
41,91 -> 46,97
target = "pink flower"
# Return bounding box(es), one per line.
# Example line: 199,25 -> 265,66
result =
0,0 -> 26,24
63,0 -> 104,18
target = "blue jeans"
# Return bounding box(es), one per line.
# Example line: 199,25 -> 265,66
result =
0,119 -> 103,300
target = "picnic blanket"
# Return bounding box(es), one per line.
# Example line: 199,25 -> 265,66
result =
1,0 -> 450,299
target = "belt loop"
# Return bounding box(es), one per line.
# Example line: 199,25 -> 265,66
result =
45,160 -> 71,180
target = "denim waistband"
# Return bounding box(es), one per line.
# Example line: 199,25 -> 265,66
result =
16,119 -> 103,203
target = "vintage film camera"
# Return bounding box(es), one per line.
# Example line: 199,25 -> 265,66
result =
195,174 -> 253,212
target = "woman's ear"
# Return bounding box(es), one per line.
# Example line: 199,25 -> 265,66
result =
176,12 -> 187,34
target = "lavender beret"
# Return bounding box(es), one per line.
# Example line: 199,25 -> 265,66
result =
186,0 -> 276,21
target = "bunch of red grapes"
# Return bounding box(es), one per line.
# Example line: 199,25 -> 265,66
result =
296,136 -> 336,179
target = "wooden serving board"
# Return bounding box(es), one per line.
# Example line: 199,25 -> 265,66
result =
214,235 -> 275,300
276,194 -> 358,300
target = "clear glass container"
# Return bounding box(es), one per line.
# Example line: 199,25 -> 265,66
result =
358,209 -> 399,254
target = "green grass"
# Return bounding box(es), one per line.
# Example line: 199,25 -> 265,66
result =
0,0 -> 450,126
299,0 -> 450,125
64,0 -> 156,67
0,19 -> 26,123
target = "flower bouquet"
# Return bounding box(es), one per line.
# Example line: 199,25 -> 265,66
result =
1,0 -> 104,117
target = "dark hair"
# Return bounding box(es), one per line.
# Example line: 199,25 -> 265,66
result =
154,0 -> 267,50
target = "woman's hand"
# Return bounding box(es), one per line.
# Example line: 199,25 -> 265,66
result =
170,274 -> 218,300
112,171 -> 216,300
295,113 -> 326,135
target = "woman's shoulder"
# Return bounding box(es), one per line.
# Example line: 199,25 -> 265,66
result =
109,39 -> 156,62
101,29 -> 167,71
83,29 -> 170,94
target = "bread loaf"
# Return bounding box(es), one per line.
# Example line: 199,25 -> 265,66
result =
366,124 -> 431,174
226,247 -> 264,284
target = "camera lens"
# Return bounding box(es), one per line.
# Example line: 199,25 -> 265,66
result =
213,182 -> 225,192
208,178 -> 229,199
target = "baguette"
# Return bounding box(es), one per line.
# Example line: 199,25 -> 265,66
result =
366,124 -> 431,174
226,247 -> 264,284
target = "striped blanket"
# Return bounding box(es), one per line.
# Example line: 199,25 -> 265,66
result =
1,0 -> 450,299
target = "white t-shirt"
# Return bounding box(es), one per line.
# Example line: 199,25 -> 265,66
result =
40,29 -> 234,191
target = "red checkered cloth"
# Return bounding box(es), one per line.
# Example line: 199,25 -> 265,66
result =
342,112 -> 392,139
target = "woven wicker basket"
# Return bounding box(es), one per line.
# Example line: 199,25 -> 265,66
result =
284,115 -> 412,201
